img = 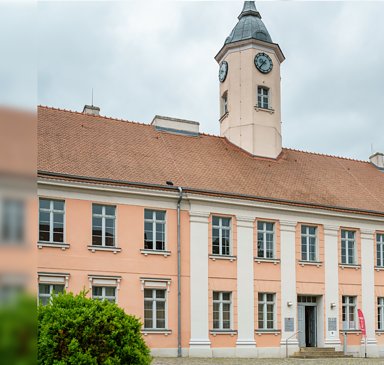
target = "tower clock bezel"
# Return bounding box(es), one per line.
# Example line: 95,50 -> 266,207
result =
254,53 -> 273,74
219,61 -> 228,82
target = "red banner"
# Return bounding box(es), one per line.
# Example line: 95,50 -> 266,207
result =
357,309 -> 366,336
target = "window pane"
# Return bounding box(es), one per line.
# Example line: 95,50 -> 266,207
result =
53,201 -> 64,211
105,206 -> 116,216
39,199 -> 51,209
156,290 -> 165,299
309,227 -> 315,235
105,236 -> 114,247
144,289 -> 153,298
52,285 -> 64,294
144,210 -> 153,220
257,221 -> 263,231
92,287 -> 102,297
156,211 -> 165,221
92,205 -> 102,215
222,293 -> 230,301
258,293 -> 263,301
212,217 -> 219,226
222,218 -> 230,227
266,294 -> 273,302
39,284 -> 50,295
105,287 -> 115,297
92,235 -> 102,246
341,230 -> 346,239
39,297 -> 49,306
213,292 -> 219,301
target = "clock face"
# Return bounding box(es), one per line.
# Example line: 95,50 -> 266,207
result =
254,53 -> 273,74
219,61 -> 228,82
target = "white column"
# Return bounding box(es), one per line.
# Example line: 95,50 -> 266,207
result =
323,225 -> 342,347
235,216 -> 257,358
279,220 -> 298,354
360,229 -> 379,357
189,211 -> 212,357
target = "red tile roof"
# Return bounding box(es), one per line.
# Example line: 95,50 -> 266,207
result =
38,106 -> 384,216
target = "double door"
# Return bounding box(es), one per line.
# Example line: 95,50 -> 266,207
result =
297,303 -> 317,347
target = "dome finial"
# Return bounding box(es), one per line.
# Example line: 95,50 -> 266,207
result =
239,1 -> 261,20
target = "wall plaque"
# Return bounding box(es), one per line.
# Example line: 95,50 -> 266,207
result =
328,317 -> 337,331
285,317 -> 294,332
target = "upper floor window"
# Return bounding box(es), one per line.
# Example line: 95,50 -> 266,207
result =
92,286 -> 116,304
212,217 -> 231,255
39,199 -> 65,243
144,289 -> 166,329
258,293 -> 275,329
258,87 -> 269,109
1,199 -> 24,244
377,234 -> 384,267
92,205 -> 116,247
213,291 -> 232,330
342,295 -> 356,330
38,283 -> 64,306
341,230 -> 356,264
379,297 -> 384,330
301,226 -> 317,261
221,91 -> 228,116
144,210 -> 166,250
257,221 -> 274,258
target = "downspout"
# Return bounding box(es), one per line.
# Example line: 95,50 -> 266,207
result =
177,186 -> 182,357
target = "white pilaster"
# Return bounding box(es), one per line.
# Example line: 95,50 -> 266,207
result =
360,229 -> 379,357
279,220 -> 299,350
323,225 -> 342,347
235,216 -> 257,357
189,211 -> 212,357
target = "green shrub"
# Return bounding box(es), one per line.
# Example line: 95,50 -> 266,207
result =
38,288 -> 152,365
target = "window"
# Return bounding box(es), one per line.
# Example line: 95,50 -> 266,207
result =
342,296 -> 356,329
258,87 -> 269,109
221,91 -> 228,116
257,222 -> 274,258
38,283 -> 64,306
258,293 -> 275,329
379,297 -> 384,330
39,199 -> 65,243
341,230 -> 355,264
213,292 -> 231,330
92,286 -> 116,303
212,217 -> 231,255
144,289 -> 166,329
144,210 -> 166,250
377,234 -> 384,267
301,226 -> 317,261
1,199 -> 24,243
92,205 -> 116,247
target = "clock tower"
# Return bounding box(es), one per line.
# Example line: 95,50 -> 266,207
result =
215,1 -> 285,159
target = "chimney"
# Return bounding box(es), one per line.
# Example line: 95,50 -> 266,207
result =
369,152 -> 384,170
151,115 -> 199,136
83,105 -> 100,116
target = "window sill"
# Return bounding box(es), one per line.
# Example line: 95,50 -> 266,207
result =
141,329 -> 172,336
209,254 -> 236,262
376,331 -> 384,335
254,257 -> 280,264
37,242 -> 69,250
375,266 -> 384,272
299,260 -> 323,268
339,263 -> 360,270
140,249 -> 171,258
219,111 -> 229,123
210,330 -> 237,336
254,105 -> 274,114
340,330 -> 361,335
255,330 -> 281,336
88,245 -> 121,254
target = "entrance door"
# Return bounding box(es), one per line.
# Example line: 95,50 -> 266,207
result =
309,306 -> 317,347
297,305 -> 306,347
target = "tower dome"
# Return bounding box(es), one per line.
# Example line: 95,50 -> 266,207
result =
224,1 -> 272,45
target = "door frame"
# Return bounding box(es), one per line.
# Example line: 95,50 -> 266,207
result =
298,302 -> 318,348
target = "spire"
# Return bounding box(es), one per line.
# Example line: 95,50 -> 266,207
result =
238,1 -> 261,20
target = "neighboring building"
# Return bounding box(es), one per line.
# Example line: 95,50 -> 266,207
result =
37,1 -> 384,358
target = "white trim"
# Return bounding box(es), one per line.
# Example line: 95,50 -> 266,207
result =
40,276 -> 64,283
256,221 -> 276,259
299,260 -> 323,268
87,245 -> 121,254
91,204 -> 117,248
144,209 -> 167,251
38,198 -> 65,244
210,330 -> 237,336
339,263 -> 361,270
212,216 -> 232,256
209,254 -> 236,262
375,266 -> 384,271
255,258 -> 280,264
140,249 -> 171,257
37,242 -> 69,250
88,275 -> 121,290
143,287 -> 168,330
38,272 -> 70,288
141,330 -> 172,336
140,277 -> 171,292
255,330 -> 281,336
340,229 -> 357,265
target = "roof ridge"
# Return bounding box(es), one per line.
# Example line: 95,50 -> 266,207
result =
282,147 -> 369,164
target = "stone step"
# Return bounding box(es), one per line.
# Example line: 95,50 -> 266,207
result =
290,355 -> 354,359
294,351 -> 348,356
299,347 -> 336,352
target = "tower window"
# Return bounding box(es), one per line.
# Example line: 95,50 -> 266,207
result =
221,91 -> 228,117
258,87 -> 269,109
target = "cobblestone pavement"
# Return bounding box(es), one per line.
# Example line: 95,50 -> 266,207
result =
152,358 -> 384,365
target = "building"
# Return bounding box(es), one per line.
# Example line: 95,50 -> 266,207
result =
37,1 -> 384,358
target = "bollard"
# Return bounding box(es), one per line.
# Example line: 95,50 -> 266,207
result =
343,332 -> 347,355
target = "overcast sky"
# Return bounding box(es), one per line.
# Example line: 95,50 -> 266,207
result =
34,1 -> 384,162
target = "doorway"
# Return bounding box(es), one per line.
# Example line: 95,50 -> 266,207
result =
297,296 -> 317,348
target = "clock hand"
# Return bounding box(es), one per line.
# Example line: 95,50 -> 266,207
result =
260,59 -> 267,69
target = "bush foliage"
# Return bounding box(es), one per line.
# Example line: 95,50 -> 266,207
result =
38,289 -> 152,365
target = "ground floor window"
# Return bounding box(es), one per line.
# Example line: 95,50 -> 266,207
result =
258,293 -> 275,329
342,296 -> 356,329
144,289 -> 166,329
38,283 -> 64,306
213,291 -> 231,330
379,297 -> 384,330
92,286 -> 116,303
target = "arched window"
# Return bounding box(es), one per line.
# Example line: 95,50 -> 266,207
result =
221,91 -> 228,117
257,87 -> 269,109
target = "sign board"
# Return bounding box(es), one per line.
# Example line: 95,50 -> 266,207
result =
329,331 -> 336,339
285,317 -> 294,332
328,317 -> 337,331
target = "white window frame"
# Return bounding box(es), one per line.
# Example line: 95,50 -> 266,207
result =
377,234 -> 384,267
341,230 -> 356,265
38,283 -> 65,306
342,295 -> 357,330
144,209 -> 166,251
92,204 -> 117,247
1,199 -> 24,243
257,86 -> 270,109
379,297 -> 384,330
91,286 -> 117,303
38,198 -> 65,243
143,288 -> 167,330
258,293 -> 276,329
301,225 -> 318,261
212,291 -> 232,330
221,91 -> 228,117
212,216 -> 232,256
257,221 -> 275,259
